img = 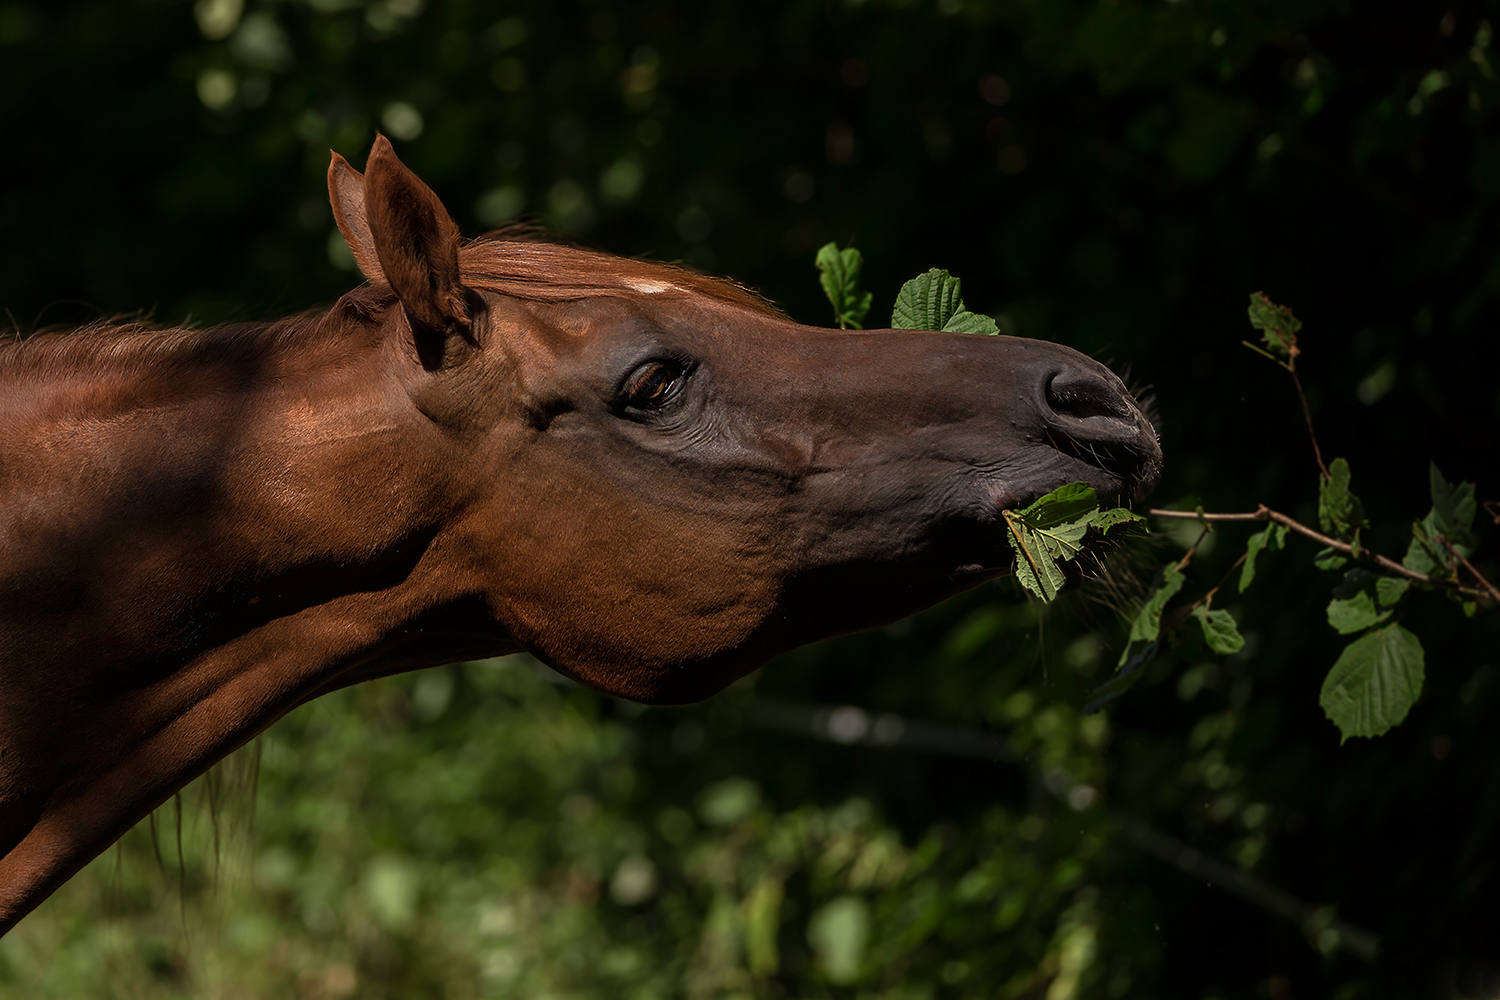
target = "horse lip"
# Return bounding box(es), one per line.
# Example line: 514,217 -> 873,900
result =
1131,448 -> 1164,502
984,468 -> 1144,519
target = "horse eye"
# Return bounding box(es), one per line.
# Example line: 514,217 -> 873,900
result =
623,361 -> 684,408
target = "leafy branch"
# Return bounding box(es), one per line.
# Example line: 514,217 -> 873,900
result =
1439,536 -> 1500,603
999,484 -> 1146,602
815,252 -> 1494,743
1147,505 -> 1495,601
815,242 -> 999,336
814,243 -> 872,330
1245,291 -> 1328,479
1115,295 -> 1494,741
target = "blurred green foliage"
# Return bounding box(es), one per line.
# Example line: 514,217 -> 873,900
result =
2,647 -> 1129,998
2,0 -> 1499,997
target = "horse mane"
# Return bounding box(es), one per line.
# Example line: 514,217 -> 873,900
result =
0,305 -> 353,371
457,232 -> 789,319
0,235 -> 786,381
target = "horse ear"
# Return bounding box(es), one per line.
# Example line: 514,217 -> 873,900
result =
327,152 -> 386,285
361,135 -> 470,337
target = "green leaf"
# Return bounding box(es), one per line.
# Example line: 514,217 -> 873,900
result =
815,242 -> 873,329
1427,462 -> 1476,551
1005,515 -> 1089,602
1002,483 -> 1145,602
1318,457 -> 1367,540
1376,574 -> 1412,607
698,778 -> 760,826
1403,520 -> 1443,576
1086,505 -> 1149,536
888,268 -> 996,334
1004,485 -> 1094,601
1326,595 -> 1384,635
1246,291 -> 1302,361
1124,565 -> 1187,647
1317,458 -> 1349,533
807,896 -> 869,984
1313,547 -> 1348,572
891,268 -> 999,335
1404,463 -> 1477,577
893,269 -> 965,331
1085,564 -> 1185,712
1021,481 -> 1102,525
1007,521 -> 1070,602
1191,605 -> 1245,655
942,309 -> 1001,336
1319,625 -> 1426,741
744,878 -> 784,975
1325,569 -> 1410,635
1238,523 -> 1288,591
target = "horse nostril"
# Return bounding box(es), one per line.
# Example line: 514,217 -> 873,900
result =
1044,370 -> 1134,423
1038,366 -> 1164,502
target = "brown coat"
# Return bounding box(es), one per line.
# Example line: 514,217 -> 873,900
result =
0,137 -> 1160,933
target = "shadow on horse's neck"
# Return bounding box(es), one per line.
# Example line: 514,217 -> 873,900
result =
0,301 -> 384,396
0,299 -> 518,933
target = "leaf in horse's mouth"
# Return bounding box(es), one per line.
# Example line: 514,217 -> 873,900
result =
1001,483 -> 1147,601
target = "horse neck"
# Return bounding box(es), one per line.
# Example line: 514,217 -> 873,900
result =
1,314 -> 365,421
2,309 -> 467,668
0,312 -> 493,930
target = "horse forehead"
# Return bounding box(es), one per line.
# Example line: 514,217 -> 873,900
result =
496,292 -> 698,349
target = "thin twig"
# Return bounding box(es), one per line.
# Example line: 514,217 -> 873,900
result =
1288,367 -> 1329,481
1173,525 -> 1211,573
1438,535 -> 1500,604
1153,510 -> 1265,522
1185,552 -> 1250,613
1243,324 -> 1326,479
1240,340 -> 1280,363
1147,507 -> 1493,601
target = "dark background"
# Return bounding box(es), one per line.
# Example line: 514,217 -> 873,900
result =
1,1 -> 1498,997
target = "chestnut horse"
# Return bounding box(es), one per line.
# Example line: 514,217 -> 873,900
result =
0,137 -> 1160,933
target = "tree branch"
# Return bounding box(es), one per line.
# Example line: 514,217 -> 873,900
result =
1288,367 -> 1329,481
1147,507 -> 1493,602
1437,535 -> 1500,604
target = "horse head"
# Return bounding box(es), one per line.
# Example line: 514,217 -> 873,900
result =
328,136 -> 1162,704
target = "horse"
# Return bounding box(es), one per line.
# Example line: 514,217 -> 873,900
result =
0,136 -> 1161,933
